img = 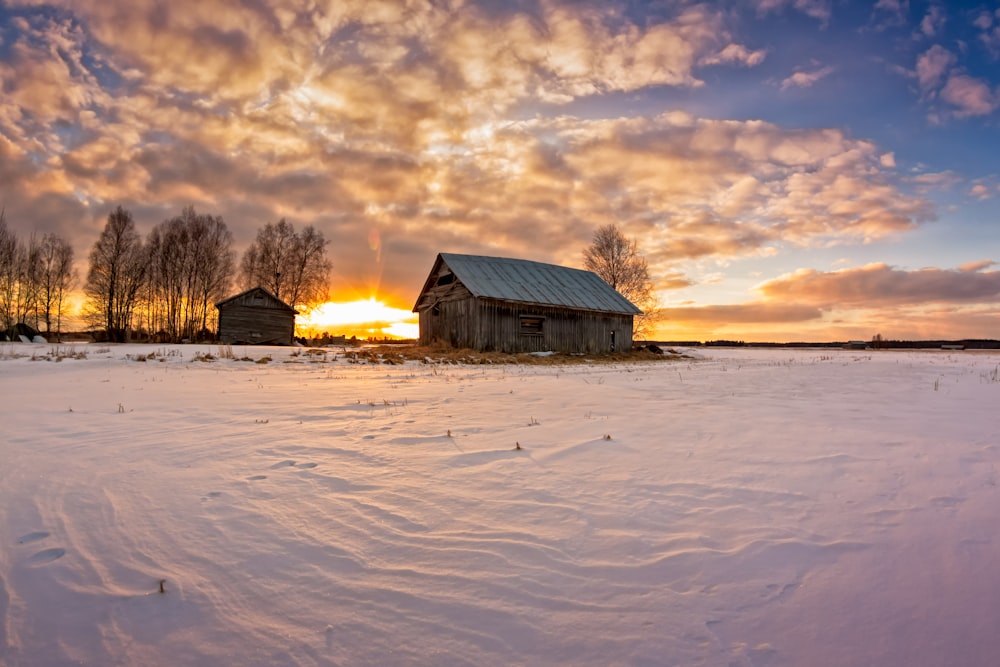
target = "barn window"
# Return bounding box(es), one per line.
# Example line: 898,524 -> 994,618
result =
519,315 -> 544,335
436,273 -> 455,287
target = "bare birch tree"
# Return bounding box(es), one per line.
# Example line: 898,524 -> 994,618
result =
37,232 -> 76,338
0,215 -> 44,335
0,210 -> 18,334
84,206 -> 146,342
190,213 -> 235,335
146,207 -> 235,341
583,223 -> 659,339
240,219 -> 330,311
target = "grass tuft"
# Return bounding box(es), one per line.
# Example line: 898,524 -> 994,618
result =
358,344 -> 689,366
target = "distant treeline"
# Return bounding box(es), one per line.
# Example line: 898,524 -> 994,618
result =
655,339 -> 1000,350
2,205 -> 331,343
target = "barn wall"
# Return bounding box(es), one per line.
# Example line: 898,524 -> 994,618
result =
419,297 -> 633,353
217,292 -> 295,345
475,300 -> 633,353
418,296 -> 477,348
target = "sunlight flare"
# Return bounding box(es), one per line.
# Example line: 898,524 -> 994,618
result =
298,298 -> 417,339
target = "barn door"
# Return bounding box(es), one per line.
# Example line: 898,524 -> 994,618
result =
610,329 -> 616,352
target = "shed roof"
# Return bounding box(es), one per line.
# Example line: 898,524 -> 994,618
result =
215,286 -> 296,312
415,253 -> 641,314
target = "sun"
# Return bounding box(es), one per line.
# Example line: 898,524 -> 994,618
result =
298,298 -> 418,340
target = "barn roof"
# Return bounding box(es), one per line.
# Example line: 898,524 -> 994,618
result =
415,253 -> 641,314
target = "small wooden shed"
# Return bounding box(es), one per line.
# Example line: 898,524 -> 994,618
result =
215,286 -> 296,345
413,253 -> 641,354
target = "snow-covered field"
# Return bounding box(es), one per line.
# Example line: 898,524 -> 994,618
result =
2,344 -> 999,667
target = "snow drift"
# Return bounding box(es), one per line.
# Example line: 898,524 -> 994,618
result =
1,344 -> 998,666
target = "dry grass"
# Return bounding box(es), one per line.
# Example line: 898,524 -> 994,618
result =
25,346 -> 89,362
347,344 -> 689,366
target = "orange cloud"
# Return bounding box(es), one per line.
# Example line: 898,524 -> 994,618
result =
661,302 -> 823,325
701,43 -> 768,67
757,263 -> 1000,307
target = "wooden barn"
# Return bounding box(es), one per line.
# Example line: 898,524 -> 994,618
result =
413,253 -> 641,354
215,287 -> 296,345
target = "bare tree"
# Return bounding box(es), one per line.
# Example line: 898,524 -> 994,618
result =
283,225 -> 331,310
146,218 -> 186,340
146,207 -> 235,341
18,233 -> 43,330
37,232 -> 76,338
0,210 -> 18,334
84,206 -> 147,342
240,219 -> 295,300
583,223 -> 659,339
190,212 -> 235,336
0,214 -> 43,335
240,219 -> 330,311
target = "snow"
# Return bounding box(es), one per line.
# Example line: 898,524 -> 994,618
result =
2,344 -> 999,666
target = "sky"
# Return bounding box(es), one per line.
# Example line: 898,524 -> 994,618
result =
1,0 -> 999,342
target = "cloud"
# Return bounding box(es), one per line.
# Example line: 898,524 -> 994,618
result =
780,65 -> 834,91
915,45 -> 955,93
911,44 -> 997,119
701,43 -> 767,67
873,0 -> 905,12
871,0 -> 908,30
974,9 -> 1000,57
756,263 -> 1000,308
907,170 -> 961,195
660,302 -> 822,325
0,13 -> 111,153
752,0 -> 832,23
969,182 -> 999,200
13,0 -> 731,113
939,74 -> 998,117
661,261 -> 1000,341
919,4 -> 945,37
959,260 -> 996,273
651,268 -> 695,291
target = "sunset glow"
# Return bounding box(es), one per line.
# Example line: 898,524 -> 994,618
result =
1,2 -> 999,342
298,299 -> 418,340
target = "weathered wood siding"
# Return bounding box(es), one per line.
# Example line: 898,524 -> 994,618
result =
418,295 -> 475,348
419,296 -> 633,353
217,290 -> 295,345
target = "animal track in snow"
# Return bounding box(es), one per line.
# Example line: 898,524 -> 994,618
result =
16,531 -> 66,566
247,474 -> 267,481
17,531 -> 50,544
28,548 -> 66,566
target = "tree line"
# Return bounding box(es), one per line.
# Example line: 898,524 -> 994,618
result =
0,209 -> 76,340
1,206 -> 331,343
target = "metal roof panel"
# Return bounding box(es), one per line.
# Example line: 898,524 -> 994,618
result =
438,253 -> 641,314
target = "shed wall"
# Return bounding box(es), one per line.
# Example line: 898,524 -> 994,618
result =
217,293 -> 295,345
